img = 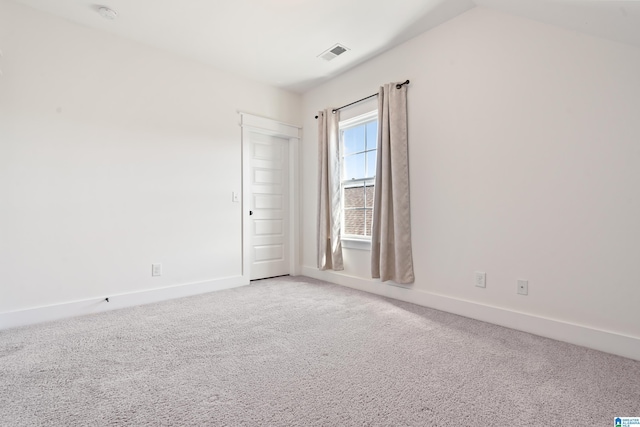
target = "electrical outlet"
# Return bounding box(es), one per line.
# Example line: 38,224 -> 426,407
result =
517,279 -> 528,295
152,263 -> 162,277
475,271 -> 486,288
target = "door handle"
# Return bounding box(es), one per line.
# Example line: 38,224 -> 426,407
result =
249,210 -> 253,215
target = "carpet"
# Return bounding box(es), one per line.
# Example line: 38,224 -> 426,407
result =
1,276 -> 638,426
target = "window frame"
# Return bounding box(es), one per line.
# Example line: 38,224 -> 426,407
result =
339,110 -> 378,249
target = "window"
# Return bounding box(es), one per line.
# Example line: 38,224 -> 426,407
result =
339,111 -> 377,240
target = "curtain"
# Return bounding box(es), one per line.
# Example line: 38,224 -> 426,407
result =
371,83 -> 415,283
317,109 -> 344,271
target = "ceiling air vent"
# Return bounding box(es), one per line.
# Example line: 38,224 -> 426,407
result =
318,43 -> 350,61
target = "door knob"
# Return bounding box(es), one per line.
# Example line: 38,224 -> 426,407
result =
249,210 -> 253,215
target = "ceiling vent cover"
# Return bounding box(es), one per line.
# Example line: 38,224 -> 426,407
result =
318,43 -> 350,61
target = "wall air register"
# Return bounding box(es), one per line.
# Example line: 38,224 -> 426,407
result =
318,43 -> 350,61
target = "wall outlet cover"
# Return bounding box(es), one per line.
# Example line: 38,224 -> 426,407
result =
152,263 -> 162,277
475,271 -> 486,288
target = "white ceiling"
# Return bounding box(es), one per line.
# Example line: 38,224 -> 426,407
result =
10,0 -> 640,93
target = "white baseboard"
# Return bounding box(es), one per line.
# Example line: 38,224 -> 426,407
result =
0,275 -> 248,330
301,266 -> 640,361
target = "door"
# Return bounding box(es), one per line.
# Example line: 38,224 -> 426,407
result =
249,132 -> 290,280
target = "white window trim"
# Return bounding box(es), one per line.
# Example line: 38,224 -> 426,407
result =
339,109 -> 377,247
342,237 -> 372,250
339,110 -> 377,130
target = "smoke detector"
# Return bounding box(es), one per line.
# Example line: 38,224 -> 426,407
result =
318,43 -> 350,61
98,6 -> 118,20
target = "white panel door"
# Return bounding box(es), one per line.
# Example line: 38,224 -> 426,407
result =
250,133 -> 289,280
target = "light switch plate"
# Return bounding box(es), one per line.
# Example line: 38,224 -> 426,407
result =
517,279 -> 528,295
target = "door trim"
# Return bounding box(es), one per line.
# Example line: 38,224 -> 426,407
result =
239,112 -> 301,282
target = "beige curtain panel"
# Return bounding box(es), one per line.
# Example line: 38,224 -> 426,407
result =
317,109 -> 344,271
371,83 -> 415,283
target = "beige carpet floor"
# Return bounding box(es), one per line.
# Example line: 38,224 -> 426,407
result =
1,276 -> 639,426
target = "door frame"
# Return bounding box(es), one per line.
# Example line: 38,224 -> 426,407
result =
239,112 -> 301,282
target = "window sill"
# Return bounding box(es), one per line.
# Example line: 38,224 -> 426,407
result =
342,238 -> 371,251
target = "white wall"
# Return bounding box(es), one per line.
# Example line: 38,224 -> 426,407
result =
301,7 -> 640,353
0,0 -> 301,314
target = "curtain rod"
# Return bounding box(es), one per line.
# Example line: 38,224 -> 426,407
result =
314,80 -> 409,119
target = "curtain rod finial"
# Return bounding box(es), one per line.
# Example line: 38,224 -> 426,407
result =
396,79 -> 410,89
